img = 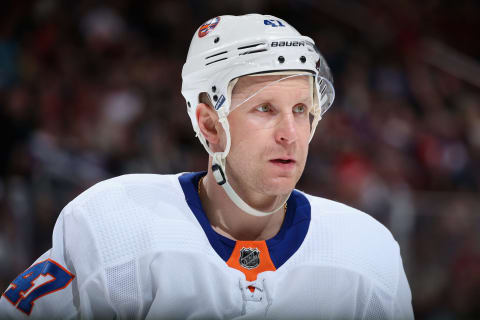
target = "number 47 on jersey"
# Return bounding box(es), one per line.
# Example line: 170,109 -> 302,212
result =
2,259 -> 74,315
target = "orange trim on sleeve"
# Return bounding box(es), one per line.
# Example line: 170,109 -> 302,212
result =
226,240 -> 276,282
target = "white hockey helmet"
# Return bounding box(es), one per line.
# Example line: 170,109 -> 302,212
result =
181,14 -> 335,216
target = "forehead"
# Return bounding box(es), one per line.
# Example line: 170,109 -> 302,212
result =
232,74 -> 311,98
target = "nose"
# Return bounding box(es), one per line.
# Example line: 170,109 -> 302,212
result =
274,113 -> 297,144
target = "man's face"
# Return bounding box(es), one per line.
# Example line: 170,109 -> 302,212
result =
223,74 -> 312,197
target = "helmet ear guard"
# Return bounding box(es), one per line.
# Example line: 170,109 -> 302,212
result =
182,14 -> 335,217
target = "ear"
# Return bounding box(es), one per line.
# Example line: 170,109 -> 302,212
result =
196,103 -> 224,151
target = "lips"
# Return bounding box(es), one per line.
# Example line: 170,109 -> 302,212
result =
269,158 -> 296,169
270,159 -> 295,164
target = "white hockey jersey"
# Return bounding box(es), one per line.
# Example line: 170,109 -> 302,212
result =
0,172 -> 414,319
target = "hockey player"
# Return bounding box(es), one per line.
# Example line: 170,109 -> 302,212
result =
0,14 -> 414,319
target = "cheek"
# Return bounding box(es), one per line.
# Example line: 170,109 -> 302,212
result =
297,123 -> 312,148
229,117 -> 264,147
230,127 -> 266,156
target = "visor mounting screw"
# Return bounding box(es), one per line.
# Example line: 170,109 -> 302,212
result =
213,95 -> 218,102
300,56 -> 306,63
278,56 -> 285,64
214,37 -> 220,44
212,86 -> 216,92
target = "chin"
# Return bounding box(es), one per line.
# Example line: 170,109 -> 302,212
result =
261,175 -> 298,196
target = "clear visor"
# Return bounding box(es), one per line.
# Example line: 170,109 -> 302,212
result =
227,73 -> 333,132
316,75 -> 335,116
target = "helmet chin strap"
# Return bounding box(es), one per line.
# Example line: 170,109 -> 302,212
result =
210,112 -> 289,217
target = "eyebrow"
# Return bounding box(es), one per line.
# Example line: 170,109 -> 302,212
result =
294,95 -> 313,105
257,95 -> 312,107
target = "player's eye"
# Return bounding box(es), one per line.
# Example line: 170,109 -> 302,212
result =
255,104 -> 272,113
293,104 -> 306,113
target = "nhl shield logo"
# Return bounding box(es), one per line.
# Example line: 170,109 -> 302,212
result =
240,247 -> 260,269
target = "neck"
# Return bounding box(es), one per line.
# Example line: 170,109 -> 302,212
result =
199,169 -> 287,241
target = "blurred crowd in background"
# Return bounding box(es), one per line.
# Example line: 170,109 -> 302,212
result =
1,0 -> 479,319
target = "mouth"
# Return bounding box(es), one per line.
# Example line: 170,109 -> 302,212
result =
269,158 -> 296,167
271,159 -> 295,163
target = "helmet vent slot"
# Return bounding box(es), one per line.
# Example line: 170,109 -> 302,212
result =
205,57 -> 228,66
238,43 -> 264,50
206,51 -> 228,59
237,42 -> 267,56
239,49 -> 268,56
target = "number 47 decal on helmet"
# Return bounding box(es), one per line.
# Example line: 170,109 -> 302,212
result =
2,259 -> 74,315
264,19 -> 285,27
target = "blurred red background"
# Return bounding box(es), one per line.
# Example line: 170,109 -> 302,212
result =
1,1 -> 479,318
